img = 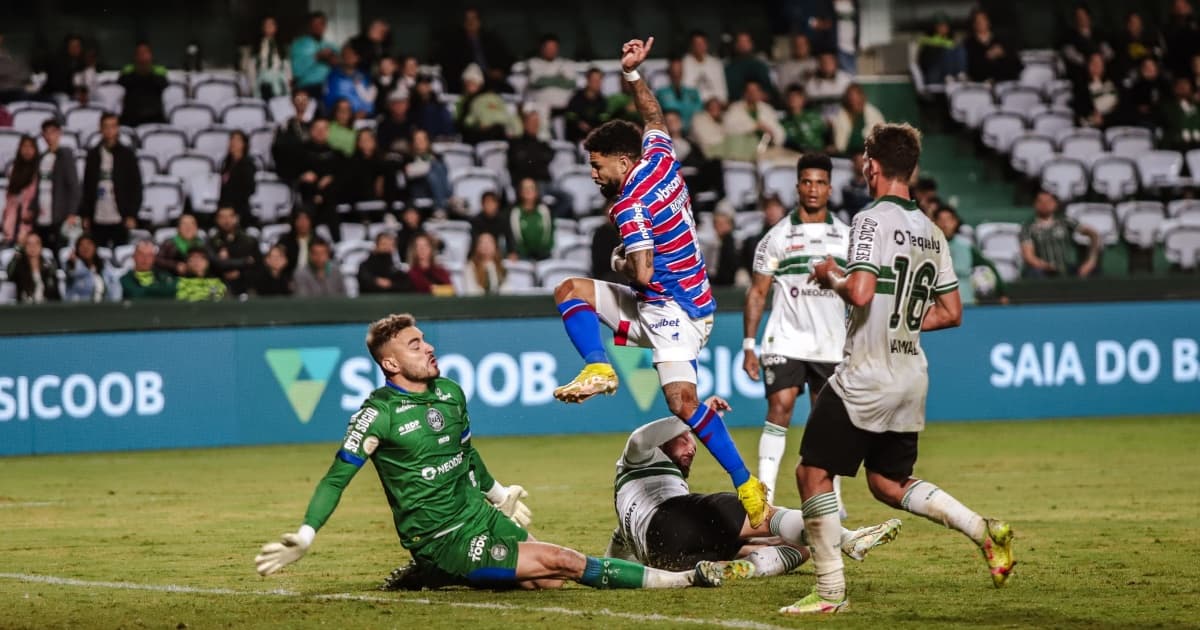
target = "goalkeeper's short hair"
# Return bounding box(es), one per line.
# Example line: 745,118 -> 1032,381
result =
366,313 -> 418,363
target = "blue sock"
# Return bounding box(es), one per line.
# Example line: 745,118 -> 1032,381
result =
686,403 -> 751,487
557,299 -> 609,364
580,556 -> 604,585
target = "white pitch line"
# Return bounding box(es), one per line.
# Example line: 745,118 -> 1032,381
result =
0,573 -> 789,630
0,501 -> 60,509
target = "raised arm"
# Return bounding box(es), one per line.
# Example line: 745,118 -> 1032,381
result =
623,416 -> 690,464
621,37 -> 666,135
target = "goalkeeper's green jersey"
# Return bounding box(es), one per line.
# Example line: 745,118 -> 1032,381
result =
301,377 -> 497,552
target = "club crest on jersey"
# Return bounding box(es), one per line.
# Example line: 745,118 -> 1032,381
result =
490,543 -> 509,561
426,408 -> 445,431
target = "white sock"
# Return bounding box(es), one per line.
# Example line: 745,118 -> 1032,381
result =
758,422 -> 788,503
642,567 -> 694,588
901,480 -> 987,546
833,475 -> 847,519
746,545 -> 808,577
770,507 -> 855,548
801,492 -> 846,601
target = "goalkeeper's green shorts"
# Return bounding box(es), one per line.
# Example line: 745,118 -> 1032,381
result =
415,506 -> 529,585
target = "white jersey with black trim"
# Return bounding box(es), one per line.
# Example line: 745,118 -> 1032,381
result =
751,211 -> 851,362
613,420 -> 692,561
828,195 -> 958,434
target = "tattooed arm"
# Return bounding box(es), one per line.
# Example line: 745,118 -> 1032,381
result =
621,37 -> 666,135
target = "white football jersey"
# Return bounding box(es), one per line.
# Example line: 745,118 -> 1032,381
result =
613,443 -> 690,561
828,196 -> 958,433
752,212 -> 851,362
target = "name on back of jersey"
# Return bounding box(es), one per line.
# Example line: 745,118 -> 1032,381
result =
853,217 -> 877,263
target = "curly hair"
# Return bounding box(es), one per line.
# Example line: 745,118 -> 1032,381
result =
366,313 -> 418,363
582,120 -> 642,160
796,152 -> 833,177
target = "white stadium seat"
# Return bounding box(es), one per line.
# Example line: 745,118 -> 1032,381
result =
976,222 -> 1023,263
1040,158 -> 1088,201
139,179 -> 185,227
433,141 -> 476,174
555,166 -> 606,217
535,259 -> 589,288
193,79 -> 240,111
1010,134 -> 1056,176
1135,151 -> 1184,189
139,127 -> 189,169
997,87 -> 1043,117
1121,203 -> 1166,248
981,113 -> 1026,153
65,106 -> 106,136
1163,225 -> 1200,269
192,128 -> 232,165
1031,111 -> 1074,137
1110,133 -> 1154,158
1090,157 -> 1139,202
221,100 -> 269,133
250,180 -> 293,224
949,85 -> 995,128
169,104 -> 217,137
1065,202 -> 1119,246
450,167 -> 501,216
722,161 -> 758,209
761,165 -> 798,208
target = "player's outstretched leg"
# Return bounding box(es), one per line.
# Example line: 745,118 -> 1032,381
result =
516,541 -> 722,589
871,473 -> 1015,587
552,278 -> 619,403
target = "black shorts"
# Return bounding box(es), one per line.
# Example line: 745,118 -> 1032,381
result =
799,387 -> 919,481
644,493 -> 746,571
761,355 -> 837,397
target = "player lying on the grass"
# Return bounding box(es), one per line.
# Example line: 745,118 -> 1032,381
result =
605,395 -> 901,580
780,124 -> 1015,616
255,313 -> 724,590
551,34 -> 769,528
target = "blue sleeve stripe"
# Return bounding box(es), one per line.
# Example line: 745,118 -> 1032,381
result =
467,567 -> 517,584
336,449 -> 366,467
460,428 -> 471,443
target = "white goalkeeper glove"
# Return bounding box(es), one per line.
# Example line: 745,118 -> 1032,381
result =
485,482 -> 533,528
254,525 -> 315,576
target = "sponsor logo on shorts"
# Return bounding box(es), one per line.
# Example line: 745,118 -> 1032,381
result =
765,369 -> 776,386
468,534 -> 488,562
490,543 -> 508,561
426,408 -> 445,431
649,318 -> 681,330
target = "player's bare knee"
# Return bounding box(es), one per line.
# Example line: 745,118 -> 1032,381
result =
553,277 -> 589,304
664,385 -> 699,419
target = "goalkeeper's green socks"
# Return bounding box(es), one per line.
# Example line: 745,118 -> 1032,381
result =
579,557 -> 691,589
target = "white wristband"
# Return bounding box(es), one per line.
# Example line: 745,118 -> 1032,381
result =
742,338 -> 756,351
297,524 -> 317,546
622,69 -> 641,82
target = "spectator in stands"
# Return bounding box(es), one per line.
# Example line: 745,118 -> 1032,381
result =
656,58 -> 703,133
279,211 -> 315,274
272,91 -> 314,182
664,109 -> 720,198
691,97 -> 729,159
343,129 -> 390,213
297,118 -> 344,234
155,214 -> 205,276
82,114 -> 141,248
219,130 -> 257,226
723,80 -> 785,161
934,206 -> 1008,305
781,85 -> 831,154
605,79 -> 643,125
120,239 -> 176,299
917,13 -> 967,86
508,110 -> 572,217
439,8 -> 513,94
456,63 -> 518,143
1020,189 -> 1101,278
682,31 -> 728,105
590,218 -> 623,284
471,191 -> 510,250
1164,0 -> 1200,80
914,177 -> 939,214
209,206 -> 259,295
526,34 -> 576,113
39,34 -> 85,100
403,128 -> 451,211
831,83 -> 883,157
294,238 -> 345,297
407,232 -> 453,294
327,99 -> 358,156
461,231 -> 505,296
6,233 -> 60,303
964,9 -> 1021,83
325,45 -> 375,119
373,56 -> 402,115
805,52 -> 852,111
349,18 -> 392,75
565,68 -> 608,143
291,11 -> 339,102
0,33 -> 32,103
63,234 -> 116,302
1112,11 -> 1163,82
842,153 -> 872,214
507,178 -> 554,261
358,231 -> 412,294
1120,57 -> 1168,128
705,211 -> 739,287
250,16 -> 289,99
399,55 -> 423,94
253,244 -> 293,296
377,89 -> 414,156
117,42 -> 167,127
777,34 -> 818,94
740,196 -> 787,273
1160,76 -> 1200,151
1072,52 -> 1120,129
35,120 -> 82,250
2,135 -> 39,247
175,249 -> 226,301
1060,4 -> 1113,78
410,76 -> 456,139
725,31 -> 777,104
395,206 -> 426,258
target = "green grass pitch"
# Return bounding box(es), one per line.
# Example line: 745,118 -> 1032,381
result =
2,416 -> 1199,629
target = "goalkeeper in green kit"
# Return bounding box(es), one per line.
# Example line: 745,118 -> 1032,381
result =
254,313 -> 723,590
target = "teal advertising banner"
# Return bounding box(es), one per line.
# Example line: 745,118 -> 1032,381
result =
2,301 -> 1198,456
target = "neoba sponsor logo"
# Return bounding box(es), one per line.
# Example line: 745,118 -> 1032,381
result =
0,372 -> 165,421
